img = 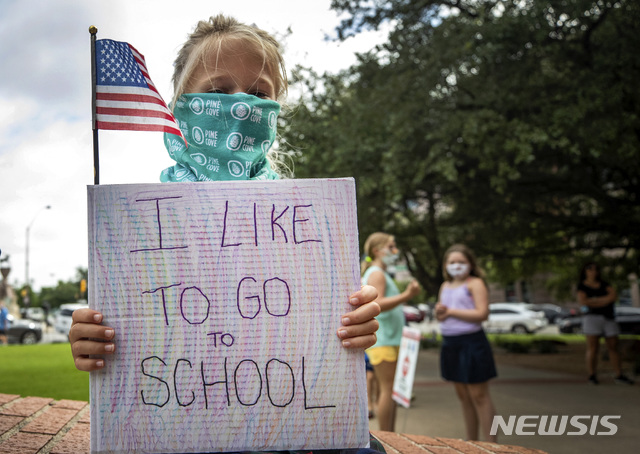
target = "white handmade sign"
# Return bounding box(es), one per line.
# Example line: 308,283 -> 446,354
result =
392,326 -> 421,408
87,178 -> 368,453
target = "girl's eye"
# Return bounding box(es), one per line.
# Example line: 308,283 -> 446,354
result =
207,88 -> 225,94
250,91 -> 270,99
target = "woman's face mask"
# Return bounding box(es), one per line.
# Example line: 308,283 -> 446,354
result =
382,253 -> 399,266
161,93 -> 280,182
381,245 -> 400,266
446,263 -> 469,278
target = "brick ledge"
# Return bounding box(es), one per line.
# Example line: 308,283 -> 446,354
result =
1,393 -> 547,453
371,430 -> 548,454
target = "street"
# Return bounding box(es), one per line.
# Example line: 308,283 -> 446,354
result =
40,325 -> 69,344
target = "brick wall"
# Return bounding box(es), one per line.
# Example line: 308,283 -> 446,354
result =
0,393 -> 546,454
371,431 -> 548,454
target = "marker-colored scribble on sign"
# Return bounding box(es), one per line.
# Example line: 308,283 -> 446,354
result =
87,178 -> 368,453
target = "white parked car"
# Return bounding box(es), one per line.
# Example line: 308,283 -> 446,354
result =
54,303 -> 89,336
483,302 -> 548,334
24,307 -> 46,322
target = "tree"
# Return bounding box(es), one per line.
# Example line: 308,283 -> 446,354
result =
35,267 -> 88,309
282,0 -> 640,298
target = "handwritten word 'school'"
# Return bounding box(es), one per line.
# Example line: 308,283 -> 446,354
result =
140,356 -> 335,411
130,197 -> 322,253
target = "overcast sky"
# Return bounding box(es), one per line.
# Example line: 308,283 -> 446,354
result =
0,0 -> 387,292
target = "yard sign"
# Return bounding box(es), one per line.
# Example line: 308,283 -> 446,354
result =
392,326 -> 421,408
87,178 -> 368,453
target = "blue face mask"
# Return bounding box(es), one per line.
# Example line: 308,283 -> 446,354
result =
160,93 -> 280,182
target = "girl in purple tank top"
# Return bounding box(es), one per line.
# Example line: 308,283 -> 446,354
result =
439,282 -> 482,336
434,244 -> 497,442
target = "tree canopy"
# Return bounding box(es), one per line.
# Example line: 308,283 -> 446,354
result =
19,267 -> 87,309
281,0 -> 640,298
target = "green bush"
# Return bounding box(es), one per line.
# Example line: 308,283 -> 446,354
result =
490,334 -> 570,354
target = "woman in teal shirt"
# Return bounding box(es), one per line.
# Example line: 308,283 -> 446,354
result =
362,232 -> 420,432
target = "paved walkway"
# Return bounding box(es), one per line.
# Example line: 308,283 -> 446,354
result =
369,349 -> 639,454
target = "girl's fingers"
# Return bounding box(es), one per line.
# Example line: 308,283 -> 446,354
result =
74,357 -> 107,372
71,308 -> 104,324
349,285 -> 378,307
69,323 -> 114,344
71,338 -> 115,372
337,333 -> 377,349
71,339 -> 115,359
337,319 -> 379,344
341,300 -> 381,326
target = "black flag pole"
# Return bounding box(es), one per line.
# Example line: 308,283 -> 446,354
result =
89,25 -> 100,185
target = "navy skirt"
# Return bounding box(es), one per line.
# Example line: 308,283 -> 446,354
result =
440,330 -> 497,384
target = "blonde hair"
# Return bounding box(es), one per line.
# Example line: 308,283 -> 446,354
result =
442,244 -> 485,281
172,14 -> 287,102
172,15 -> 292,177
361,232 -> 394,275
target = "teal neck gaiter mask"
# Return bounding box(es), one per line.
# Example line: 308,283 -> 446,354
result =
160,93 -> 280,182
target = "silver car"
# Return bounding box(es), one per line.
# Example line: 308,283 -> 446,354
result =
6,315 -> 43,344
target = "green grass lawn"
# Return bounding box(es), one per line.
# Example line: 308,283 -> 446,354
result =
0,343 -> 89,401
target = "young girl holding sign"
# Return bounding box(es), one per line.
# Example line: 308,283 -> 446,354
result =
71,14 -> 383,453
434,244 -> 497,442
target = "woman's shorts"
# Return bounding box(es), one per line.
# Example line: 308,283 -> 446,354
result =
582,314 -> 620,337
366,346 -> 399,366
440,330 -> 497,384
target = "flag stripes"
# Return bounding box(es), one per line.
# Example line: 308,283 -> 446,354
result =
94,39 -> 183,139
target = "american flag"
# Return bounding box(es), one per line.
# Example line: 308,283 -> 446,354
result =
95,39 -> 182,138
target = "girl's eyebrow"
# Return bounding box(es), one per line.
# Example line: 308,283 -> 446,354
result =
204,74 -> 274,93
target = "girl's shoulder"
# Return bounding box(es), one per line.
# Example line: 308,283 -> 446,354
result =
442,280 -> 467,292
364,265 -> 383,275
363,265 -> 385,282
440,280 -> 455,290
465,276 -> 486,289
